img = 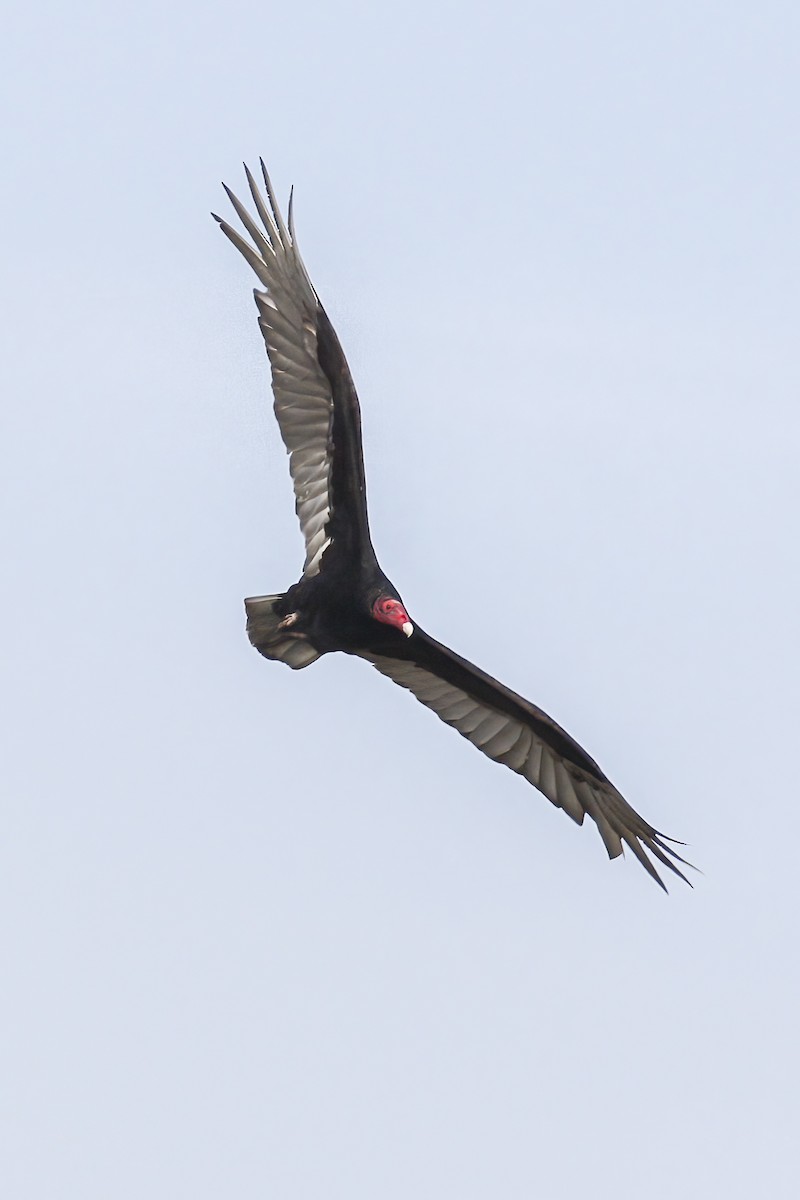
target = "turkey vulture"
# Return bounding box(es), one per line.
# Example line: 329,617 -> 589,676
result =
214,161 -> 691,890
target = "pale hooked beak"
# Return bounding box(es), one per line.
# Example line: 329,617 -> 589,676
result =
402,621 -> 414,638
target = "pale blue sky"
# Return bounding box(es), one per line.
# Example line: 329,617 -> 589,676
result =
3,2 -> 799,1196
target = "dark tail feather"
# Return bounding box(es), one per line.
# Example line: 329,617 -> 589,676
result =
244,594 -> 321,670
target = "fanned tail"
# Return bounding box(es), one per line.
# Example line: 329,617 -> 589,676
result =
244,594 -> 321,670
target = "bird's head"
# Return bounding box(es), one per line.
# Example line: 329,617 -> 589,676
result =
372,595 -> 414,638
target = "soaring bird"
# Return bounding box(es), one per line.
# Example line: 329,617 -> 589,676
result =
214,161 -> 690,890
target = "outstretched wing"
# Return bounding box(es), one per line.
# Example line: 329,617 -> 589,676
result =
362,630 -> 690,890
214,162 -> 371,576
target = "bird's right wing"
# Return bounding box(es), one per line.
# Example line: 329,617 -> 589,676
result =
362,629 -> 691,890
214,162 -> 370,575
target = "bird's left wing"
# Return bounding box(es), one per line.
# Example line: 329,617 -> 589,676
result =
361,630 -> 690,890
213,162 -> 370,576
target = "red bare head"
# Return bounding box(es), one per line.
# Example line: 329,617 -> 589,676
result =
372,595 -> 414,638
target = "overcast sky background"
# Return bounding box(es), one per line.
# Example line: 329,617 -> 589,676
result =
3,2 -> 799,1196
